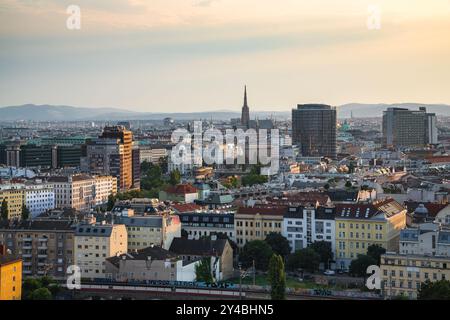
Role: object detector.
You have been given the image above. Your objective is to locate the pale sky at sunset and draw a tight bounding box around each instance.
[1,0,449,113]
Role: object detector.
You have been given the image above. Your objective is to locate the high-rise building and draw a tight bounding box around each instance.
[85,126,133,191]
[382,107,438,148]
[240,86,250,128]
[131,143,141,190]
[292,104,337,159]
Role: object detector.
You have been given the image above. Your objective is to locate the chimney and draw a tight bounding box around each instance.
[0,244,7,256]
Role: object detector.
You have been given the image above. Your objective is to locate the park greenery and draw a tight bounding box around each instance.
[23,276,61,300]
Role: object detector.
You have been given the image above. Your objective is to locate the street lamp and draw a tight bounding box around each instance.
[238,263,242,300]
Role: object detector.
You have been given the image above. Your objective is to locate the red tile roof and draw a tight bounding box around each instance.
[404,201,448,217]
[171,203,203,213]
[425,156,450,164]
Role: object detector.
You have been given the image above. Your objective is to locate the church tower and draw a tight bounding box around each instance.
[241,85,250,128]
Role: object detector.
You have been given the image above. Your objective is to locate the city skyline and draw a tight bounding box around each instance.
[1,0,450,112]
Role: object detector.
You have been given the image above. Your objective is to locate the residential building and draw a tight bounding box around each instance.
[335,199,407,270]
[169,237,234,280]
[235,205,286,247]
[74,222,127,279]
[139,145,168,164]
[48,174,95,211]
[380,252,450,299]
[400,224,450,257]
[0,187,24,220]
[292,104,337,159]
[179,212,235,241]
[24,181,55,218]
[93,175,117,206]
[116,212,181,251]
[0,220,75,278]
[105,245,199,282]
[0,245,22,300]
[159,184,199,204]
[283,206,336,255]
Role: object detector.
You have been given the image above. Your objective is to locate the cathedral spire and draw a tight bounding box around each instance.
[243,85,248,108]
[241,85,250,128]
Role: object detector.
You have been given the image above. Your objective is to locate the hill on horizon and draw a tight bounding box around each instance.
[1,103,450,121]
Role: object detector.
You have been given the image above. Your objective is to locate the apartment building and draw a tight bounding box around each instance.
[93,175,117,206]
[335,198,407,270]
[105,245,198,282]
[139,145,168,164]
[48,174,95,211]
[169,237,234,280]
[159,184,199,204]
[283,206,336,254]
[24,182,55,218]
[0,245,22,300]
[179,212,235,241]
[380,252,450,299]
[400,224,450,257]
[0,186,24,220]
[0,220,75,278]
[116,213,181,251]
[235,205,286,247]
[74,222,127,279]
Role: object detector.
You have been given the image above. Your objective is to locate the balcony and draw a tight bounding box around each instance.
[22,254,32,258]
[37,254,48,258]
[22,261,32,266]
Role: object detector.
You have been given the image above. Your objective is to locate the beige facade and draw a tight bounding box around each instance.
[93,175,117,206]
[48,175,95,211]
[235,206,286,247]
[381,253,450,299]
[118,213,181,251]
[74,223,127,279]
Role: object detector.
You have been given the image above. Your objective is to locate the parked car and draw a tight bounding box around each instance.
[323,270,336,276]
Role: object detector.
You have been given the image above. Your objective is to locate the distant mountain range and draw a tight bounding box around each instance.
[0,103,449,121]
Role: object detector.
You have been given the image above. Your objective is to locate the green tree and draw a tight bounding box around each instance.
[241,174,268,187]
[195,257,214,283]
[268,254,286,300]
[169,169,181,186]
[22,203,30,220]
[30,287,52,300]
[264,232,291,257]
[106,194,116,211]
[309,241,333,267]
[286,248,320,273]
[418,280,450,300]
[349,254,377,277]
[1,199,8,221]
[324,183,330,190]
[345,180,353,188]
[367,244,386,265]
[240,240,273,271]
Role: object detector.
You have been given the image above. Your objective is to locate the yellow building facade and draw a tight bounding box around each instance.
[335,199,406,270]
[380,253,450,299]
[0,188,24,220]
[235,206,286,247]
[0,251,22,300]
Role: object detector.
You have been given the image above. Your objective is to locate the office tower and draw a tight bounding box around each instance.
[382,107,438,148]
[292,104,337,159]
[85,126,133,191]
[241,86,250,128]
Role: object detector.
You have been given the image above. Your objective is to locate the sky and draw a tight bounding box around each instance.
[0,0,450,113]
